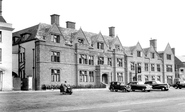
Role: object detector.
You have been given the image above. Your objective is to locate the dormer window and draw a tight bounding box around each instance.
[78,38,84,44]
[51,34,60,43]
[115,45,120,50]
[21,33,31,41]
[167,54,171,60]
[97,42,104,50]
[151,52,155,59]
[137,51,142,57]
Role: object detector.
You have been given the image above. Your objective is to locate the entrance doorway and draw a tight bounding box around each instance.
[102,74,108,84]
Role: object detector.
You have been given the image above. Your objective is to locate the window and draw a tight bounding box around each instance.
[20,52,25,63]
[137,51,142,57]
[51,51,60,62]
[157,64,161,72]
[145,75,149,81]
[152,76,155,80]
[0,48,1,62]
[21,33,31,41]
[131,62,135,71]
[137,63,142,73]
[167,54,171,60]
[166,65,173,72]
[79,54,87,64]
[89,55,94,65]
[117,72,123,82]
[157,76,161,81]
[79,70,87,82]
[51,34,60,43]
[0,31,2,42]
[97,42,104,50]
[89,71,94,82]
[145,63,149,71]
[151,64,155,71]
[180,69,184,72]
[78,38,84,44]
[51,69,60,82]
[98,56,104,65]
[138,75,142,81]
[108,58,112,66]
[115,45,120,50]
[151,52,155,59]
[117,58,123,67]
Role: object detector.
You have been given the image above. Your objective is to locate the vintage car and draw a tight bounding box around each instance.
[173,81,185,89]
[109,81,131,92]
[144,80,169,91]
[127,81,152,92]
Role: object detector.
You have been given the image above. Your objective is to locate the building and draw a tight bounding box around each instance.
[0,0,14,91]
[124,39,175,85]
[12,14,125,90]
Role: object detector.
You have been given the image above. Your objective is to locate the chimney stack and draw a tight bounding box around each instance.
[150,39,157,51]
[109,26,115,37]
[50,14,60,26]
[66,21,75,29]
[172,48,175,55]
[0,0,2,16]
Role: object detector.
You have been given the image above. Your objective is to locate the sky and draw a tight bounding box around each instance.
[3,0,185,57]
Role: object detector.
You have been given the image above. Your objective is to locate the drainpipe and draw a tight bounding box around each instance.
[113,49,116,81]
[32,48,35,90]
[75,43,78,86]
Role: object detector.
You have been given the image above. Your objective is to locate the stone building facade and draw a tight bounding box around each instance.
[12,14,175,90]
[13,14,125,90]
[124,39,175,85]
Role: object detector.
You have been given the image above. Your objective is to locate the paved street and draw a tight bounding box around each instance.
[0,88,185,112]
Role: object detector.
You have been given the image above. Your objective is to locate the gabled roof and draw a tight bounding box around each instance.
[0,16,6,23]
[12,23,118,48]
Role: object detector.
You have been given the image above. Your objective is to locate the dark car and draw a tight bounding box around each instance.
[144,80,169,91]
[109,81,131,92]
[127,81,152,92]
[173,81,185,89]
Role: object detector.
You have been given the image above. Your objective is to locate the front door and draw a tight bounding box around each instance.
[102,74,108,84]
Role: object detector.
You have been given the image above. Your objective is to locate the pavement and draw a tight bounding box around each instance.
[0,88,109,94]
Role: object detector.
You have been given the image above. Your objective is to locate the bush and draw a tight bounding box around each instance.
[41,84,46,90]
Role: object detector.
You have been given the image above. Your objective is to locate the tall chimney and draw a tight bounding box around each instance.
[172,48,175,55]
[150,39,157,51]
[50,14,60,26]
[0,0,2,16]
[66,21,75,29]
[109,26,115,37]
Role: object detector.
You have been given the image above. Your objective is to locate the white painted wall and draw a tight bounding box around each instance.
[0,22,13,90]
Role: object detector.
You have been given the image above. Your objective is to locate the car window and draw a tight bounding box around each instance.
[155,81,162,84]
[138,81,144,84]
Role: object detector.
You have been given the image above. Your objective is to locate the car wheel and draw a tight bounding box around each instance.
[161,87,165,91]
[147,90,150,92]
[179,87,182,89]
[115,89,118,92]
[142,88,146,92]
[110,87,114,92]
[121,88,126,92]
[132,89,135,92]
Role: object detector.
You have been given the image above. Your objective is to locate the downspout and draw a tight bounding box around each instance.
[32,48,35,90]
[113,49,116,81]
[75,43,78,86]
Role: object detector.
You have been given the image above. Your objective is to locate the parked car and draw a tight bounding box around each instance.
[144,80,169,91]
[127,81,152,92]
[109,81,131,92]
[173,81,185,89]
